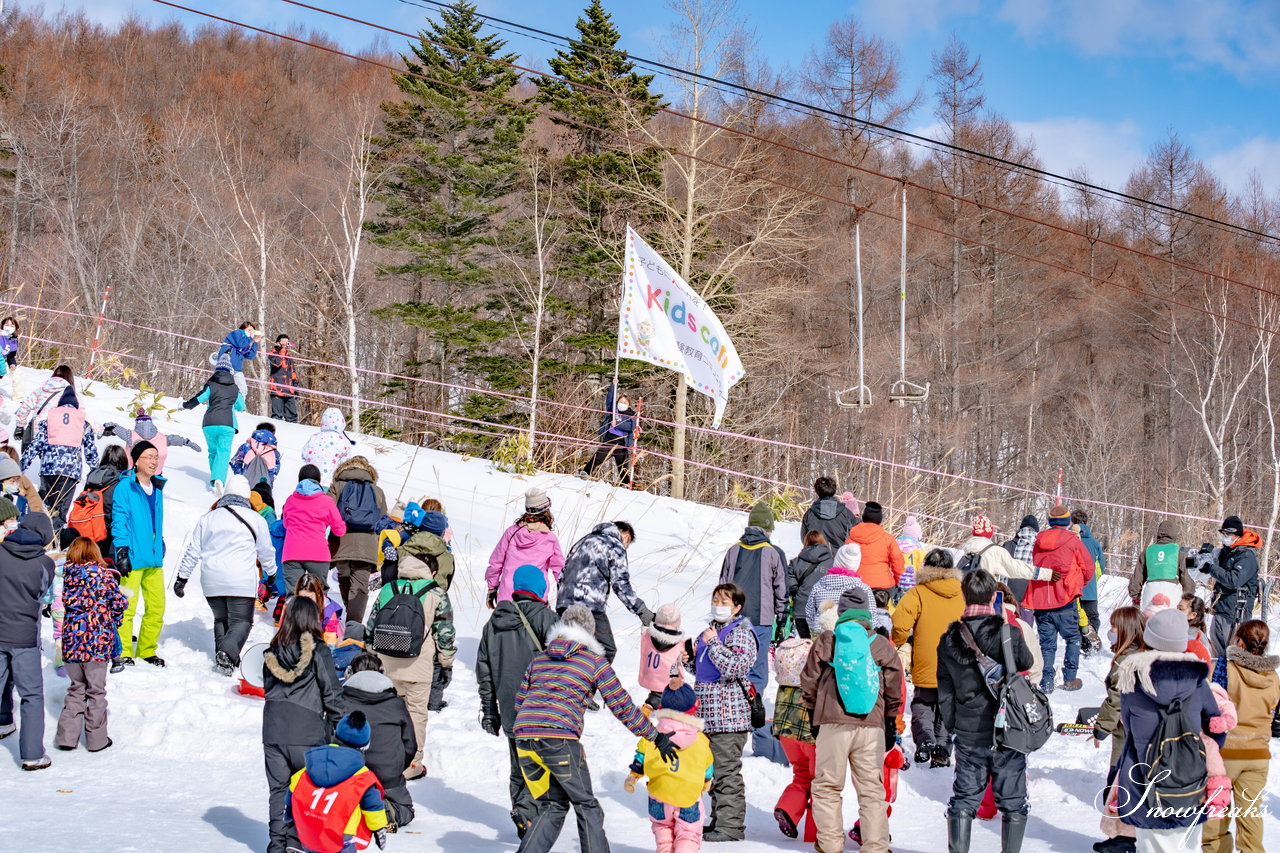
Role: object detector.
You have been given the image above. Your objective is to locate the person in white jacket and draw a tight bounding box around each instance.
[958,515,1055,585]
[173,475,275,676]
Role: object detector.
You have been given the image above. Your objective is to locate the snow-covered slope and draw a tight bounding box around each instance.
[2,367,1273,852]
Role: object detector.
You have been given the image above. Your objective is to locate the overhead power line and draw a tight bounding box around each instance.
[150,0,1280,338]
[386,0,1280,250]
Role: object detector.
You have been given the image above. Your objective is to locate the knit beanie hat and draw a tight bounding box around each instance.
[660,684,697,714]
[252,481,275,511]
[1019,514,1040,532]
[1048,505,1071,527]
[403,502,426,529]
[130,439,157,465]
[1143,590,1175,619]
[335,710,371,749]
[1145,608,1189,653]
[512,564,547,600]
[902,515,923,541]
[132,408,158,440]
[420,511,448,536]
[561,604,596,638]
[0,456,19,481]
[249,491,265,513]
[862,501,884,525]
[833,542,862,572]
[972,515,994,539]
[1219,516,1245,536]
[654,603,682,632]
[747,500,775,533]
[837,585,872,626]
[225,474,251,500]
[215,351,234,373]
[524,487,551,513]
[0,497,17,525]
[840,492,860,516]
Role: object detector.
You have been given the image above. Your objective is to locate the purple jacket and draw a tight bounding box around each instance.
[281,488,347,563]
[486,521,565,603]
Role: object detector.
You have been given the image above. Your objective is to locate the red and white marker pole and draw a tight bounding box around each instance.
[86,282,111,378]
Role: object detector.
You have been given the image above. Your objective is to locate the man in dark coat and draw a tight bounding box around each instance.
[476,565,559,837]
[0,512,55,770]
[936,568,1034,853]
[342,653,417,827]
[268,334,299,423]
[1204,515,1261,657]
[800,476,857,551]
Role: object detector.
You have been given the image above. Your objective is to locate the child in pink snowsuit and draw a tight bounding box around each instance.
[1205,682,1238,819]
[639,603,686,712]
[625,679,714,853]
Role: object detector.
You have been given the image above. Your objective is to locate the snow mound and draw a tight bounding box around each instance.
[1,367,1271,851]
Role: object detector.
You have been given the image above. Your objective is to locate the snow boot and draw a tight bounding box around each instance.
[703,829,744,842]
[118,657,135,668]
[1061,678,1084,692]
[774,808,798,839]
[215,651,235,677]
[144,656,166,668]
[1092,836,1137,852]
[914,742,933,765]
[931,743,952,768]
[947,812,973,853]
[21,754,51,771]
[1001,813,1027,853]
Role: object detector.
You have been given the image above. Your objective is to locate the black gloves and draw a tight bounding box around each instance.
[372,828,387,849]
[653,731,678,765]
[173,577,187,598]
[181,398,198,410]
[114,547,131,578]
[479,713,499,737]
[810,724,820,740]
[638,605,656,627]
[437,666,453,690]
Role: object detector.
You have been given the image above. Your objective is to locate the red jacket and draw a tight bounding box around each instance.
[844,522,905,590]
[1023,527,1090,610]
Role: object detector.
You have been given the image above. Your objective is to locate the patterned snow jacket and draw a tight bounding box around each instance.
[61,560,129,662]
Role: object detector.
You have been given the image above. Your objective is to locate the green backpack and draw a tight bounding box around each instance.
[832,614,881,715]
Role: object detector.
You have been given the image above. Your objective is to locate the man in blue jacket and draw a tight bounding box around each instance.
[216,321,262,402]
[113,441,167,668]
[1071,509,1105,655]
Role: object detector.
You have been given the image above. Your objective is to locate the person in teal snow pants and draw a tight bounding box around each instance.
[182,352,245,492]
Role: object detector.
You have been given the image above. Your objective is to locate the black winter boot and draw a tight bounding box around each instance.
[947,812,974,853]
[1001,813,1028,853]
[931,742,952,768]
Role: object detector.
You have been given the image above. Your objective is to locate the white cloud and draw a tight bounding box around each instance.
[997,0,1280,80]
[1205,136,1280,196]
[859,0,982,40]
[1010,117,1145,193]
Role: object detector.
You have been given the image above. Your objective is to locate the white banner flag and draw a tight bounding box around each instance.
[618,226,744,426]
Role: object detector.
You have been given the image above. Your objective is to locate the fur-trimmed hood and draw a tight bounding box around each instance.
[1116,649,1209,699]
[646,622,684,651]
[1226,644,1280,673]
[914,562,962,587]
[652,707,705,747]
[264,633,317,684]
[333,455,377,484]
[545,620,605,658]
[817,601,840,635]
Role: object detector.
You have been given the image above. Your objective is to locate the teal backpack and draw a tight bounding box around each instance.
[832,615,881,715]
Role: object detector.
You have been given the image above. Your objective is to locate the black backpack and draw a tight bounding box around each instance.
[336,479,380,532]
[1139,697,1208,811]
[962,621,1053,754]
[370,579,436,658]
[958,543,999,575]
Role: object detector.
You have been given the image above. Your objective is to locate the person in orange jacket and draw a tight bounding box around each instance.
[1024,504,1091,694]
[843,501,904,594]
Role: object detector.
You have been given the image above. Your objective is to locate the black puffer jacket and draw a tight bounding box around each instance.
[1205,532,1261,617]
[800,497,857,551]
[936,614,1033,748]
[342,669,416,788]
[185,370,242,428]
[262,633,344,746]
[476,592,558,733]
[786,543,833,639]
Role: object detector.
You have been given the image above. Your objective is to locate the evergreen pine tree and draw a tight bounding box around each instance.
[368,2,531,440]
[533,0,665,373]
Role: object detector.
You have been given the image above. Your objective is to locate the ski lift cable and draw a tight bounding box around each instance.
[263,0,1280,305]
[385,0,1280,252]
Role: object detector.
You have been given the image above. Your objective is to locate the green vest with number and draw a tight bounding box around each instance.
[1145,543,1180,582]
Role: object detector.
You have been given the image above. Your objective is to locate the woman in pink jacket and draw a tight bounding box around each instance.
[280,464,346,593]
[486,487,564,606]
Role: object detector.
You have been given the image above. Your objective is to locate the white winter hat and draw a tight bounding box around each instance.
[225,474,252,500]
[833,542,862,571]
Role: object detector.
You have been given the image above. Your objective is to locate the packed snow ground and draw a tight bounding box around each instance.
[2,366,1277,852]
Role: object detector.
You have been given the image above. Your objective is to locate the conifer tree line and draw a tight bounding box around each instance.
[2,2,1280,565]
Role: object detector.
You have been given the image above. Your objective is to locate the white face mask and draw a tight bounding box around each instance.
[2,326,14,336]
[711,605,733,623]
[1107,629,1118,648]
[2,480,18,495]
[1221,533,1238,547]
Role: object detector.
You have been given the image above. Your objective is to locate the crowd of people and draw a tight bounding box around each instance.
[0,336,1278,853]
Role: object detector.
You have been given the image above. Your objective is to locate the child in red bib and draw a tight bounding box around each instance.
[288,711,388,852]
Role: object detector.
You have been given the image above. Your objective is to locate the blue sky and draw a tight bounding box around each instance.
[35,0,1280,195]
